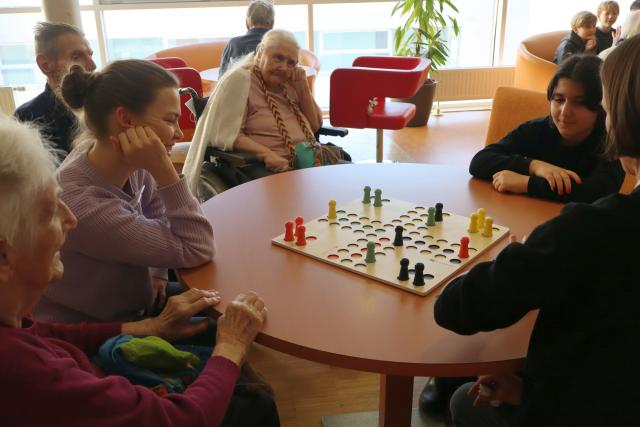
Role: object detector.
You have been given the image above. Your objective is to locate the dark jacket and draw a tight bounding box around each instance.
[14,84,78,160]
[595,27,616,53]
[219,27,269,77]
[434,186,640,427]
[469,116,624,203]
[552,31,594,64]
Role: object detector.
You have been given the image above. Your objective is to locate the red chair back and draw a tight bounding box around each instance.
[166,67,204,141]
[148,57,187,69]
[329,56,430,129]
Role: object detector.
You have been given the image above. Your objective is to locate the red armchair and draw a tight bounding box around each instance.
[166,67,204,142]
[148,57,187,69]
[329,56,430,162]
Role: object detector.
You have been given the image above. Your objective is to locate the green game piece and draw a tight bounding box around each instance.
[373,189,383,207]
[365,241,376,263]
[363,186,371,204]
[427,207,436,226]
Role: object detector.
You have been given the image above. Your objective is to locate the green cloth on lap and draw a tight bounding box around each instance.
[120,336,200,371]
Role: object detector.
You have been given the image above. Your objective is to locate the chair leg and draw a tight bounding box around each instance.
[376,129,383,163]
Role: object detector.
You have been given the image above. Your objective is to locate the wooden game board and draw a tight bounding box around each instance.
[272,197,510,296]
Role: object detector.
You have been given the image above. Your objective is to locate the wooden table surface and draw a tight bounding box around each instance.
[179,163,563,425]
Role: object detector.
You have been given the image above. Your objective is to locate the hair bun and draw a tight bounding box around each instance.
[61,65,97,110]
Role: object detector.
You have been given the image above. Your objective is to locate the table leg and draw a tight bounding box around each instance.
[378,374,414,427]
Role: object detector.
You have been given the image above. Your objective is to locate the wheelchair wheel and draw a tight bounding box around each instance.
[197,168,229,202]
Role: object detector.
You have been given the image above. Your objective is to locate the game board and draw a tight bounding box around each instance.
[272,196,510,296]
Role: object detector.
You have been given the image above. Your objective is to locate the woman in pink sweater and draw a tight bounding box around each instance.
[0,115,268,426]
[34,60,215,322]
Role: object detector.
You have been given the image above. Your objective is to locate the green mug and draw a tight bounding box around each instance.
[294,141,316,169]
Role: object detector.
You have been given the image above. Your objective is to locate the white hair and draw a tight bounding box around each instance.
[0,115,58,249]
[223,29,301,77]
[246,0,275,28]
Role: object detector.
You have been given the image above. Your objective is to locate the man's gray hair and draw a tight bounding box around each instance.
[247,0,275,29]
[0,116,58,249]
[34,21,84,59]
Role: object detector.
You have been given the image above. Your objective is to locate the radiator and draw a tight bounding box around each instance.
[431,66,515,102]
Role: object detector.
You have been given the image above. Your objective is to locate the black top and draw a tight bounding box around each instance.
[469,116,624,203]
[14,84,78,160]
[434,186,640,427]
[552,31,593,64]
[219,28,269,77]
[595,27,616,53]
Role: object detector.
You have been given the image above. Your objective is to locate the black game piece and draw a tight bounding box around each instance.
[413,262,425,286]
[435,202,443,222]
[393,225,404,246]
[397,258,410,281]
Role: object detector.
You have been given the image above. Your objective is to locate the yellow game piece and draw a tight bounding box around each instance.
[468,213,478,233]
[482,217,493,237]
[477,208,486,229]
[328,199,337,219]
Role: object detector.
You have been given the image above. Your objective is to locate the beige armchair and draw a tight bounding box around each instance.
[514,31,567,93]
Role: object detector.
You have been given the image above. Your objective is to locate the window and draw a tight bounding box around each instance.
[101,5,307,61]
[502,0,636,65]
[0,12,45,106]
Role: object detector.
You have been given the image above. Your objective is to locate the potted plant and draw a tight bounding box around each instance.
[392,0,459,126]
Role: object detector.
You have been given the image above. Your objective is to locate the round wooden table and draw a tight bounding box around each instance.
[179,163,563,426]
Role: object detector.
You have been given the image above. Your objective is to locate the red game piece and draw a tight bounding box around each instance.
[284,221,295,242]
[294,216,304,236]
[458,236,470,258]
[296,225,307,246]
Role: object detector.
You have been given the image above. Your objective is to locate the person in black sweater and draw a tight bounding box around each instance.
[470,54,624,203]
[437,35,640,427]
[595,1,620,53]
[553,11,597,64]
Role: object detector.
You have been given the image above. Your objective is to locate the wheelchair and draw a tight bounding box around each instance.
[178,87,349,202]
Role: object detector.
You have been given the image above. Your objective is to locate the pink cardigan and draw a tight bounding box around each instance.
[0,318,238,427]
[34,140,215,322]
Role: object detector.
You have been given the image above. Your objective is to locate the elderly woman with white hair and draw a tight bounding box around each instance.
[0,115,275,426]
[183,29,324,192]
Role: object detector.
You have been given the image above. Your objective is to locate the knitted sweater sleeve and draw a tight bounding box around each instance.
[434,203,592,334]
[469,120,540,179]
[1,335,239,427]
[33,320,122,354]
[64,177,215,268]
[527,158,625,203]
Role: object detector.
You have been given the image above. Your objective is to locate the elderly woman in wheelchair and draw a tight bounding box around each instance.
[182,29,348,200]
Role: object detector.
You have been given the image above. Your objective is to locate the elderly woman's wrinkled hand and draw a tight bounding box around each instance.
[290,66,309,96]
[212,291,267,366]
[150,288,221,342]
[263,151,291,172]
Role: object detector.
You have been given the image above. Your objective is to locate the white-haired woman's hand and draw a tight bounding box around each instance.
[262,151,290,172]
[212,291,267,366]
[290,66,309,97]
[122,288,221,341]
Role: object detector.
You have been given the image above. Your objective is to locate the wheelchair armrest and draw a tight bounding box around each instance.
[317,125,349,138]
[204,147,259,167]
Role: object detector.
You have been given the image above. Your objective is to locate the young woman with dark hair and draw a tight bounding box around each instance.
[469,54,624,203]
[439,36,640,427]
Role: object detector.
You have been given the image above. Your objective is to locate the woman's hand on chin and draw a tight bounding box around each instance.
[290,66,309,97]
[111,126,179,187]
